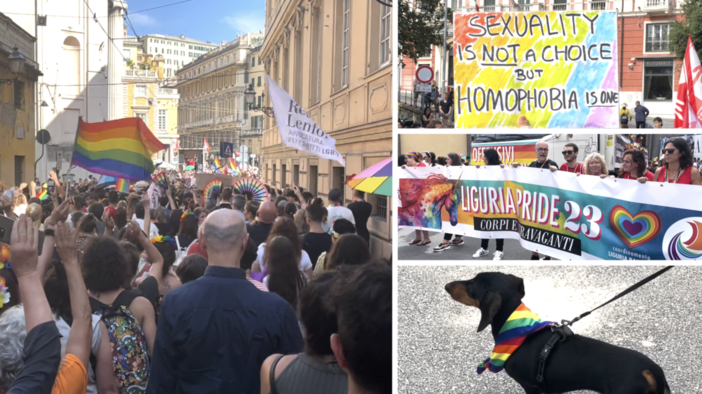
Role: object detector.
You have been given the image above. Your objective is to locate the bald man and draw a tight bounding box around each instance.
[246,200,277,248]
[148,210,303,394]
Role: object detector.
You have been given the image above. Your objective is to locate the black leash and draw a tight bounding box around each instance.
[535,266,673,394]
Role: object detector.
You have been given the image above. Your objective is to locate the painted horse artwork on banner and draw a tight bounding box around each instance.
[398,174,461,229]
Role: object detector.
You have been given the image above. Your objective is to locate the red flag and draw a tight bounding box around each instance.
[675,35,702,128]
[476,0,480,11]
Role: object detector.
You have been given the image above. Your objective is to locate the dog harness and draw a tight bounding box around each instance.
[477,303,553,374]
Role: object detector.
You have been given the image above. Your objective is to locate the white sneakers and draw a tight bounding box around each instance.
[472,248,489,258]
[472,248,504,260]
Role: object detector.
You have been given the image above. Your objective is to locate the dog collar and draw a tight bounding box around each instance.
[477,303,553,374]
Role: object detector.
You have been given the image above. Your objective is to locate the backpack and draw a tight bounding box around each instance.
[174,236,187,267]
[620,112,629,124]
[91,292,150,393]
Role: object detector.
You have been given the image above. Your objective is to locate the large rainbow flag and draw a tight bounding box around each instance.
[71,118,166,181]
[229,157,239,173]
[213,157,223,171]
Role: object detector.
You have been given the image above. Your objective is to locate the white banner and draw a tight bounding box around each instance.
[147,183,161,210]
[267,76,345,166]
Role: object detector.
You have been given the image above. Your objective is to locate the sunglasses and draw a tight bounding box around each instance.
[662,148,677,154]
[562,150,575,155]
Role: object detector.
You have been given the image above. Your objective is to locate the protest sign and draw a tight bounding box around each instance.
[454,11,618,128]
[147,183,161,210]
[398,166,702,260]
[267,76,345,166]
[471,139,539,166]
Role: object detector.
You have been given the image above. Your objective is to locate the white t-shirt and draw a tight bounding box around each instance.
[133,216,160,239]
[322,206,356,234]
[256,242,312,272]
[55,315,103,394]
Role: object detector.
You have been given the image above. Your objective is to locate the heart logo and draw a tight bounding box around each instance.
[609,205,662,248]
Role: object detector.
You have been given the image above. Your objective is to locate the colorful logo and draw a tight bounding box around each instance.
[662,218,702,260]
[609,206,662,248]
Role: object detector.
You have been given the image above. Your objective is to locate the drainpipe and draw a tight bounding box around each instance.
[620,0,624,89]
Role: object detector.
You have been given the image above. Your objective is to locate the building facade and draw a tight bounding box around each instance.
[242,41,265,167]
[261,0,393,259]
[139,34,218,78]
[173,33,264,168]
[0,12,41,185]
[2,0,114,181]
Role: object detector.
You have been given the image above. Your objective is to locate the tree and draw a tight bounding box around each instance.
[399,0,453,64]
[126,59,135,69]
[669,0,702,61]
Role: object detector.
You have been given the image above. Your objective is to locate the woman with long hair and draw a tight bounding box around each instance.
[264,236,307,311]
[583,152,610,178]
[76,213,98,253]
[177,212,199,249]
[618,149,654,181]
[640,138,702,185]
[473,148,506,260]
[434,152,465,252]
[325,234,371,271]
[403,152,432,247]
[423,152,437,167]
[253,219,314,278]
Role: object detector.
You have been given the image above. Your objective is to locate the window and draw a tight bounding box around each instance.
[158,109,167,130]
[257,76,261,87]
[552,0,566,10]
[336,0,350,88]
[63,36,80,95]
[189,45,193,49]
[646,23,671,52]
[181,51,185,56]
[380,4,391,65]
[643,59,674,101]
[14,80,24,110]
[135,85,147,96]
[310,3,323,104]
[375,196,388,218]
[252,57,256,67]
[189,52,192,57]
[14,156,24,187]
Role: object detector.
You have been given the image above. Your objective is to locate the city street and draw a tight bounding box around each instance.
[398,227,535,261]
[398,265,702,394]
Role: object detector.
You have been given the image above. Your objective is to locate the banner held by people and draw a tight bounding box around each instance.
[267,75,345,166]
[454,11,619,128]
[398,166,702,260]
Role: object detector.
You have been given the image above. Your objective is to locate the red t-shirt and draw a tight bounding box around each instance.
[655,166,693,184]
[186,241,208,259]
[416,162,427,167]
[559,162,585,174]
[620,171,655,181]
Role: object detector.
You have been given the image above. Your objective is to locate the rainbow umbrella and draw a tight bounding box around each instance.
[345,157,392,197]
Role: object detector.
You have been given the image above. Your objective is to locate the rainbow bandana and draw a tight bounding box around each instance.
[477,303,553,374]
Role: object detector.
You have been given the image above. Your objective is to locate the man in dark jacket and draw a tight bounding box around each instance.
[348,190,373,245]
[634,101,649,129]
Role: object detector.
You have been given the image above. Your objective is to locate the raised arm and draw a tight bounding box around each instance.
[166,187,177,211]
[55,221,92,369]
[39,200,70,278]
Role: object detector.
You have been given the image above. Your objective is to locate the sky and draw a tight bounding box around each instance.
[125,0,265,44]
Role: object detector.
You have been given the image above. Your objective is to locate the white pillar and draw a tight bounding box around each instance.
[108,0,127,120]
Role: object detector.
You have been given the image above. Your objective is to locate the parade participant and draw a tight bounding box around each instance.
[323,188,355,234]
[247,201,277,248]
[559,143,585,174]
[640,138,702,185]
[421,107,436,128]
[253,219,314,279]
[147,210,303,394]
[302,200,331,268]
[259,271,348,394]
[434,153,464,252]
[263,236,307,309]
[583,152,610,178]
[439,92,452,128]
[313,219,356,277]
[325,234,372,271]
[618,149,654,181]
[524,141,557,260]
[348,190,372,245]
[472,149,505,260]
[653,117,663,128]
[423,152,437,167]
[403,152,431,247]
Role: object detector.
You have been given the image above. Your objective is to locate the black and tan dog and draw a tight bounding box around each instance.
[445,273,670,394]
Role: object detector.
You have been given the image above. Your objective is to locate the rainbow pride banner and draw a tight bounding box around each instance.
[454,11,618,128]
[399,166,702,260]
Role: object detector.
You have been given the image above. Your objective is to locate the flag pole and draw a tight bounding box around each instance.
[67,116,83,177]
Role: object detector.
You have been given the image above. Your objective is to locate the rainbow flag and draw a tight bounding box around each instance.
[37,189,49,202]
[229,158,239,172]
[71,118,166,181]
[214,157,223,170]
[115,178,130,193]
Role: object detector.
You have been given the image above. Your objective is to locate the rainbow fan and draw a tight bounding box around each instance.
[116,178,130,193]
[232,177,269,203]
[152,172,169,190]
[37,189,50,202]
[203,179,223,201]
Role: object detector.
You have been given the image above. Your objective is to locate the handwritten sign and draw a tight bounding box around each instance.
[454,11,619,128]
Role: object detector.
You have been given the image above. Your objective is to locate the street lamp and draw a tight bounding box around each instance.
[1,47,26,85]
[244,82,274,117]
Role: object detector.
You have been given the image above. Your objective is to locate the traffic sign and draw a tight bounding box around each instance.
[416,65,434,84]
[416,83,432,93]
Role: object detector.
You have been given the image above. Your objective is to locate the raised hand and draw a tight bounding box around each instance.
[55,222,78,265]
[9,215,39,278]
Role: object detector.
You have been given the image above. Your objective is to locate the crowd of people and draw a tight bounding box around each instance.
[399,137,700,259]
[0,170,390,394]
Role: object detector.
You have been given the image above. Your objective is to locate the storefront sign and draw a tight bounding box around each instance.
[398,166,702,260]
[453,11,619,128]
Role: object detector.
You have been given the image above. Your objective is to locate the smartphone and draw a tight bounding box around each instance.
[47,179,55,194]
[0,215,45,254]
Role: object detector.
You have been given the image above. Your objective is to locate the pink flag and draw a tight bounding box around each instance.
[674,35,702,128]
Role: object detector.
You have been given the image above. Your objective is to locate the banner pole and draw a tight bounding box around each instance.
[67,116,83,176]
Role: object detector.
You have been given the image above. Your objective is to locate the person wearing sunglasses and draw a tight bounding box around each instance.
[558,143,585,174]
[638,138,702,185]
[618,149,654,181]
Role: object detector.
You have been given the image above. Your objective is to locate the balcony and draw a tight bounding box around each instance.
[241,128,263,137]
[644,0,673,12]
[124,69,157,78]
[459,3,546,12]
[591,0,607,10]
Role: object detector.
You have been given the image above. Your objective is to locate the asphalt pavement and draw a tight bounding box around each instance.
[398,228,537,261]
[398,265,702,394]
